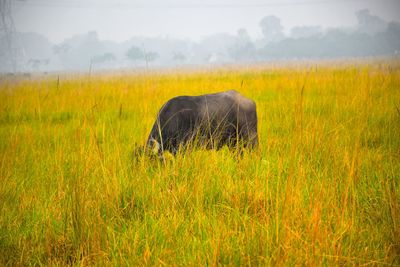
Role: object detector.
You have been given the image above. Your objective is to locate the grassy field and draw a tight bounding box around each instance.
[0,61,399,265]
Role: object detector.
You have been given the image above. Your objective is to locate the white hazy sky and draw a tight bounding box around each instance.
[12,0,400,43]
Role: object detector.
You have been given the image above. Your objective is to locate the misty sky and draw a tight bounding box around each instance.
[12,0,400,43]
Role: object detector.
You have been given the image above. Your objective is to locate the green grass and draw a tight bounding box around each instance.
[0,61,399,265]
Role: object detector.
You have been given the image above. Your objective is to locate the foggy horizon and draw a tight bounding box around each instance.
[2,0,400,73]
[12,0,400,44]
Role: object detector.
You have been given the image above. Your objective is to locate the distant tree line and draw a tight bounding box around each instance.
[0,9,399,73]
[258,10,400,59]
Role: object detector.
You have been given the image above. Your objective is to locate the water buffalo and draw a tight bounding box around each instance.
[146,90,258,155]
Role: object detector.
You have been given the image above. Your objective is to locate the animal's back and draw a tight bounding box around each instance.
[146,90,258,154]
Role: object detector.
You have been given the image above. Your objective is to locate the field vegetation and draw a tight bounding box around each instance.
[0,61,399,265]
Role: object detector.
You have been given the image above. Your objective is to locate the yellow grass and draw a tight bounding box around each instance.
[0,60,399,265]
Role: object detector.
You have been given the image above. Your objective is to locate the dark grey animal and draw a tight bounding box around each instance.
[146,90,258,155]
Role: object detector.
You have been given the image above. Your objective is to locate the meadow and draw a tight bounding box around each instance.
[0,60,399,265]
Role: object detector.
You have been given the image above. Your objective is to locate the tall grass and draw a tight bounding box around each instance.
[0,61,399,265]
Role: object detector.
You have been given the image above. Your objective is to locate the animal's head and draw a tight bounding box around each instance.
[146,138,174,162]
[147,137,161,155]
[131,138,161,160]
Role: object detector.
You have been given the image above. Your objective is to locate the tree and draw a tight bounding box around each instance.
[290,26,322,39]
[237,28,250,41]
[355,9,387,35]
[126,46,145,62]
[91,53,116,64]
[52,43,70,54]
[27,58,49,72]
[228,28,255,61]
[384,22,400,53]
[259,15,285,43]
[145,51,158,62]
[173,52,186,62]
